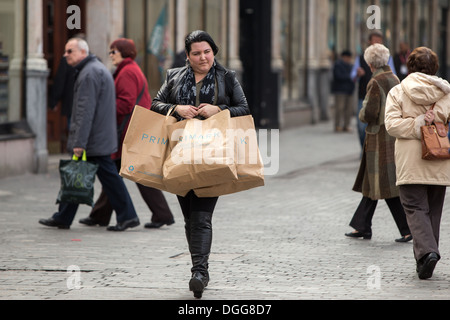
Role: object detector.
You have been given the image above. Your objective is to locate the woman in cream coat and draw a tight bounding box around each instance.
[385,47,450,280]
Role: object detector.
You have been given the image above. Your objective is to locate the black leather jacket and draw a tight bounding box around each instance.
[151,62,250,121]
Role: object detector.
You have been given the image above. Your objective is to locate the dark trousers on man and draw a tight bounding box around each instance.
[350,196,411,236]
[399,184,446,261]
[53,155,137,226]
[87,159,174,226]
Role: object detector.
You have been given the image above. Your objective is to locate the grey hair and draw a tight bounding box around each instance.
[364,43,390,69]
[70,37,90,55]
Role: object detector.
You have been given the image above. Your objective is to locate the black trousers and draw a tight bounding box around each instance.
[177,191,218,219]
[349,196,411,236]
[177,191,218,274]
[88,159,174,225]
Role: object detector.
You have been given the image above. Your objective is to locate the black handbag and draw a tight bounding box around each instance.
[56,151,99,206]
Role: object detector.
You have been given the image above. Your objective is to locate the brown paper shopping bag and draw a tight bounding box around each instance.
[163,109,238,193]
[120,106,178,192]
[194,115,265,197]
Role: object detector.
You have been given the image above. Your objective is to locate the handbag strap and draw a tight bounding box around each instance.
[118,85,146,134]
[425,103,437,125]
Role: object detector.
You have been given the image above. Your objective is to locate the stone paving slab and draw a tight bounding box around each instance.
[1,120,450,303]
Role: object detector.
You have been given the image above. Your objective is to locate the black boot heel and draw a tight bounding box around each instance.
[189,272,208,298]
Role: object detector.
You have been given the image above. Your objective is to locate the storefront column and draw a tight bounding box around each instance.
[306,0,331,124]
[228,0,243,75]
[174,0,188,53]
[8,0,24,122]
[27,0,49,174]
[271,0,283,127]
[86,0,123,70]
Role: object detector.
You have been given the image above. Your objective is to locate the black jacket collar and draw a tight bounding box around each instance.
[74,54,97,72]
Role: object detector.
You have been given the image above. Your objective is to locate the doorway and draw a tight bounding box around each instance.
[239,0,280,129]
[43,0,86,154]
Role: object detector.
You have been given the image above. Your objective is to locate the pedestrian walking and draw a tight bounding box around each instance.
[345,43,411,243]
[385,47,450,279]
[78,38,175,229]
[393,41,411,82]
[351,31,397,149]
[48,34,86,131]
[48,56,75,129]
[151,30,250,298]
[39,38,139,231]
[331,50,355,133]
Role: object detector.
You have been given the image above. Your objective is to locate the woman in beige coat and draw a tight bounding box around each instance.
[385,47,450,280]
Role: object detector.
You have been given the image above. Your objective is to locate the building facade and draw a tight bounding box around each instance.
[1,0,449,178]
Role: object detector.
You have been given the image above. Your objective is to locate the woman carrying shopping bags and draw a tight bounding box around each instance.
[152,30,250,298]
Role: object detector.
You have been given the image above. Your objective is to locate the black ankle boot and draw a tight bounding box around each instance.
[188,211,213,298]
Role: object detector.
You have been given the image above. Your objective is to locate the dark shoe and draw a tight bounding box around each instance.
[106,218,140,231]
[189,271,209,298]
[345,231,372,240]
[144,220,174,229]
[417,252,439,280]
[79,217,108,227]
[39,218,70,229]
[395,234,413,243]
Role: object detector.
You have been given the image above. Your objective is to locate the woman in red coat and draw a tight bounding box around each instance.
[79,38,175,229]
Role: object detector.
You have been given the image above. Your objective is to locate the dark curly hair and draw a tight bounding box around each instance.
[407,47,439,75]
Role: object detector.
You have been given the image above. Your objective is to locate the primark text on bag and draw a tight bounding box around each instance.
[193,114,264,197]
[162,109,238,195]
[119,105,177,192]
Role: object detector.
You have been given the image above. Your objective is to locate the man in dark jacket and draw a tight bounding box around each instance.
[39,38,139,231]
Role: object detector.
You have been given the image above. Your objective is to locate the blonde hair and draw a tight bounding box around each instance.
[364,43,390,69]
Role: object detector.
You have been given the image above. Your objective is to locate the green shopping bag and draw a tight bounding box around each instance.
[56,151,99,206]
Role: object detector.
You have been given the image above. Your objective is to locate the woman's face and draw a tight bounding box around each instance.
[187,41,215,76]
[109,47,124,66]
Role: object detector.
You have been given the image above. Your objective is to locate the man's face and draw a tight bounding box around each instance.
[64,40,87,66]
[370,35,383,45]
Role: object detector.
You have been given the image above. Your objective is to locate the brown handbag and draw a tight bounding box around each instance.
[421,103,450,160]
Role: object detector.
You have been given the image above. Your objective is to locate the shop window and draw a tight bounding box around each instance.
[0,0,23,124]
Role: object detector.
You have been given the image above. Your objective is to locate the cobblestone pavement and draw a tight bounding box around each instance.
[1,119,450,301]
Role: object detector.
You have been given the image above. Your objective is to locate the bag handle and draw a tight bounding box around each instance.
[72,150,87,161]
[166,105,177,119]
[425,103,437,125]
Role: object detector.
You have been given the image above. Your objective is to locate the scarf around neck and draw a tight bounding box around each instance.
[178,63,216,107]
